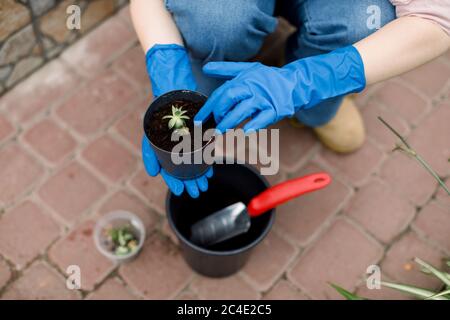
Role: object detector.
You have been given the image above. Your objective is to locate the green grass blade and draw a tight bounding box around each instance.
[425,289,450,300]
[414,258,450,287]
[381,281,448,300]
[329,283,366,300]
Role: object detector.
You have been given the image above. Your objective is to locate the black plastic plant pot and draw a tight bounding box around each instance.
[143,90,215,179]
[166,160,275,277]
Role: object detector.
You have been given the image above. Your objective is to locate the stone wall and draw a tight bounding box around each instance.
[0,0,126,96]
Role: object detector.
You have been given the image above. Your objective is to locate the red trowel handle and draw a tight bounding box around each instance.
[247,173,331,217]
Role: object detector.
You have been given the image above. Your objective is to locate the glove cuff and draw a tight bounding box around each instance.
[285,45,366,110]
[333,45,366,93]
[145,44,196,97]
[145,43,187,65]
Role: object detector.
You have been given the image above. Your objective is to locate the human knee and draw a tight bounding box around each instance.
[298,0,396,51]
[166,0,277,61]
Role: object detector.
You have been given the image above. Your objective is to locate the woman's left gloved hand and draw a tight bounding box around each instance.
[143,44,213,198]
[195,45,366,133]
[145,43,197,97]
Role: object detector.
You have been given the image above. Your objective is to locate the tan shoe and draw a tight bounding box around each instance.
[313,97,365,153]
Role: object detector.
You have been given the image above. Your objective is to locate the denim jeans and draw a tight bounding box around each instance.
[164,0,396,127]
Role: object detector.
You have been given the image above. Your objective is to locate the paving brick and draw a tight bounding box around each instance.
[61,16,135,77]
[241,232,296,291]
[130,168,167,214]
[263,280,309,300]
[408,102,450,176]
[113,45,150,93]
[0,201,60,269]
[0,144,43,205]
[114,104,146,151]
[288,218,383,299]
[380,153,436,206]
[160,219,179,245]
[401,59,450,97]
[344,179,415,244]
[117,5,133,28]
[2,60,80,123]
[0,257,11,290]
[375,81,428,125]
[175,290,199,300]
[2,261,80,300]
[275,163,352,246]
[381,232,445,290]
[39,162,106,224]
[0,115,14,143]
[318,139,384,187]
[353,84,380,109]
[98,189,159,233]
[24,118,76,164]
[434,183,450,208]
[191,275,260,300]
[48,220,114,291]
[413,202,450,253]
[362,102,409,151]
[57,69,137,136]
[119,234,192,299]
[87,277,138,300]
[276,120,317,171]
[83,135,137,182]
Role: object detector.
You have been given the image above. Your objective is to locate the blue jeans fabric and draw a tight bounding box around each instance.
[164,0,396,127]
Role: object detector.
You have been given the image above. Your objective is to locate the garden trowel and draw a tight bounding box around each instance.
[190,172,331,247]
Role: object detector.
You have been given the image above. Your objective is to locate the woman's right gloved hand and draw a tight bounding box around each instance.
[143,44,213,198]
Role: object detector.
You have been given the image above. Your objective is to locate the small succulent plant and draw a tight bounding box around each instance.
[106,225,138,256]
[163,105,190,135]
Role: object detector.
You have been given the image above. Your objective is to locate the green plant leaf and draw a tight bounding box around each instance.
[329,283,366,300]
[414,257,450,287]
[425,289,450,300]
[168,118,176,129]
[118,229,127,246]
[115,246,129,256]
[381,281,448,300]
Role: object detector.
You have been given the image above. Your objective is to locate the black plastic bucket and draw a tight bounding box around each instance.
[166,161,275,277]
[143,90,214,179]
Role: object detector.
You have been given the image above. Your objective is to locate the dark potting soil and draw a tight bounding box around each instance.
[169,163,273,252]
[145,99,215,151]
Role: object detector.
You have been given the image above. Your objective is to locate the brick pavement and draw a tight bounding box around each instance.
[0,7,449,300]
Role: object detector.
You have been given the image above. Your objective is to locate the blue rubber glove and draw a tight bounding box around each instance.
[146,44,197,97]
[194,46,366,133]
[144,44,212,198]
